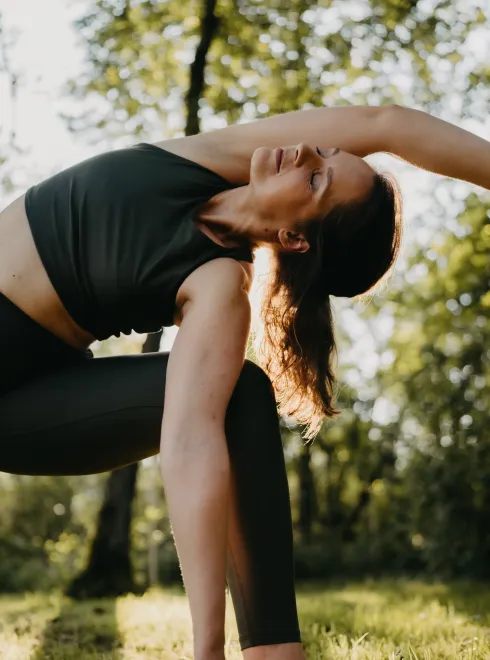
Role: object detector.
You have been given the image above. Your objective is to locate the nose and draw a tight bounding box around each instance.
[293,142,312,166]
[293,143,303,165]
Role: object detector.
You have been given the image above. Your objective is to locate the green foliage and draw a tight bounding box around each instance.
[285,411,422,577]
[380,194,490,576]
[0,475,103,592]
[62,0,482,141]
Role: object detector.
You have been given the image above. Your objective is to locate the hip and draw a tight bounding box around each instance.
[0,291,94,397]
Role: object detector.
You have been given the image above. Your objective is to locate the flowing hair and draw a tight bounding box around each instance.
[250,171,403,442]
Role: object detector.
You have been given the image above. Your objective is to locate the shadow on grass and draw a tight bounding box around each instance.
[29,595,123,659]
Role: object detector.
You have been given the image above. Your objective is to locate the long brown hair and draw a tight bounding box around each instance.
[250,171,403,441]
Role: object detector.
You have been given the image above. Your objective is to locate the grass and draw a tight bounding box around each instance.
[0,580,489,659]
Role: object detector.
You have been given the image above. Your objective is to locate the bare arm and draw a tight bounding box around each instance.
[189,104,490,190]
[159,258,251,660]
[184,105,385,182]
[214,104,384,158]
[379,104,490,190]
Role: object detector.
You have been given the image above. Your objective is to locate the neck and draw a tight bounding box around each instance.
[196,186,270,250]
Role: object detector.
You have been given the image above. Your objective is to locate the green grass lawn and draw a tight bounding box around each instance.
[0,580,489,659]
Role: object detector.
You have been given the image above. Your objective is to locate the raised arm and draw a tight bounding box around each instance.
[380,104,490,191]
[179,105,387,182]
[181,103,490,189]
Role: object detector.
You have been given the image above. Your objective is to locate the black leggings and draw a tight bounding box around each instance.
[0,292,301,650]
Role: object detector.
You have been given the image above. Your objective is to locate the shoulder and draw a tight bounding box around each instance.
[151,133,252,185]
[174,257,253,327]
[188,257,251,300]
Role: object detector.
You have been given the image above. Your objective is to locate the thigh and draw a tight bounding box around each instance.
[0,351,170,475]
[0,350,279,478]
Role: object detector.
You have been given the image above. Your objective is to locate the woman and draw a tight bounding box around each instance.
[0,103,488,660]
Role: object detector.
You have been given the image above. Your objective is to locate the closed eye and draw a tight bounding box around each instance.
[309,146,326,190]
[309,146,338,190]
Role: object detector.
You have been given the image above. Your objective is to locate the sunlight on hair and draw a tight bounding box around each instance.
[247,246,273,355]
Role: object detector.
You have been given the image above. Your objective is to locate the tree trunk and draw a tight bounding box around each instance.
[185,0,219,137]
[65,463,139,597]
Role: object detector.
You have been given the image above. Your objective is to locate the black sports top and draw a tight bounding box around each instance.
[24,143,254,341]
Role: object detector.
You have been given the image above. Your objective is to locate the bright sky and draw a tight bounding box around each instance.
[1,0,489,403]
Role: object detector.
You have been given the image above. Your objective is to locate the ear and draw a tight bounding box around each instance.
[278,228,310,253]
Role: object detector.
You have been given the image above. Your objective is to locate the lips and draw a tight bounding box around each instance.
[276,148,283,172]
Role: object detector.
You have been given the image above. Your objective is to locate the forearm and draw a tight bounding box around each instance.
[160,425,230,658]
[382,105,490,190]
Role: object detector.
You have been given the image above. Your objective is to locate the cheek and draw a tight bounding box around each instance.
[276,172,309,205]
[257,169,309,221]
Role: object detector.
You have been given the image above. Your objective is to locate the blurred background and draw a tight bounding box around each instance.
[0,0,489,598]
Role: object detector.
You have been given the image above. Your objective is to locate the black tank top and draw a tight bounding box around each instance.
[24,143,254,341]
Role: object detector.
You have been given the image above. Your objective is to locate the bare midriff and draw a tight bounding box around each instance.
[0,194,97,351]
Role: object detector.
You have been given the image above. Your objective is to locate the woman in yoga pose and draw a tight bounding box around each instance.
[0,104,489,659]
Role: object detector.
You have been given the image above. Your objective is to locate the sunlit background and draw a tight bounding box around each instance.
[0,3,489,655]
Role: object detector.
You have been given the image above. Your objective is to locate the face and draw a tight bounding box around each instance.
[249,142,375,253]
